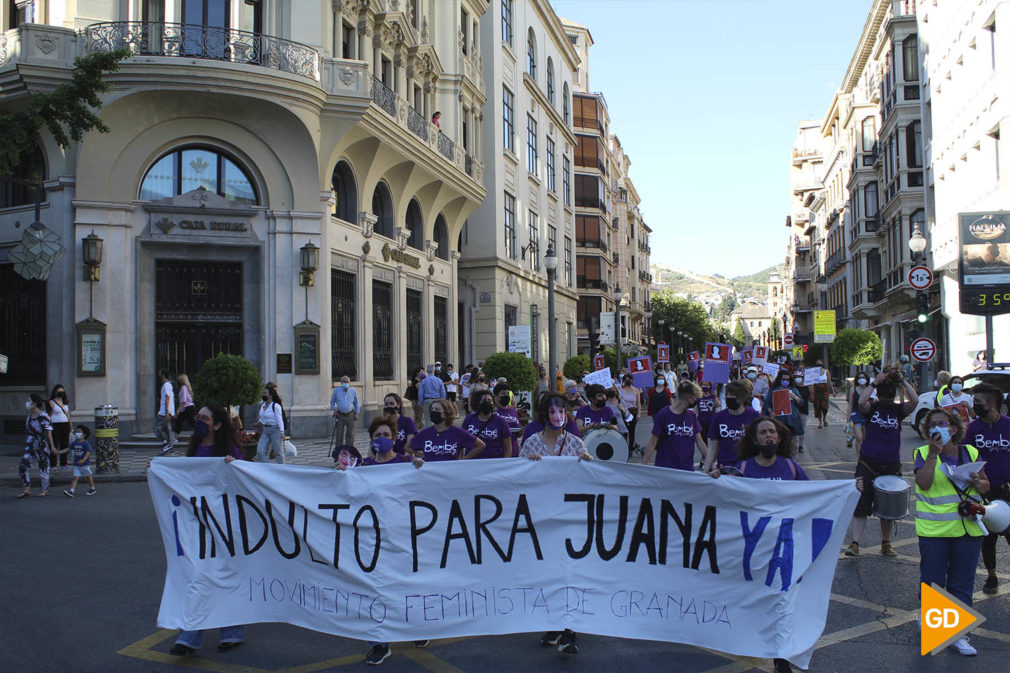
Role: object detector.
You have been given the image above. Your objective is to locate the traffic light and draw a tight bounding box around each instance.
[916,292,929,323]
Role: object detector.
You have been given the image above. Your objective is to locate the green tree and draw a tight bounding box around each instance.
[651,292,714,355]
[482,352,537,392]
[711,294,739,322]
[563,355,592,382]
[731,320,746,347]
[830,328,883,366]
[193,354,262,408]
[1,48,131,176]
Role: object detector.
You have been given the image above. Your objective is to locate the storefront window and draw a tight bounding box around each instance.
[140,146,258,205]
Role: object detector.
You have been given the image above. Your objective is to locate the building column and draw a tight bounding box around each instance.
[450,251,461,371]
[395,52,407,97]
[360,255,374,387]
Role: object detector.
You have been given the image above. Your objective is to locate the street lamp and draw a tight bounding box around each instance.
[82,231,104,318]
[908,224,929,387]
[614,285,624,375]
[657,318,665,347]
[544,244,559,386]
[908,223,927,262]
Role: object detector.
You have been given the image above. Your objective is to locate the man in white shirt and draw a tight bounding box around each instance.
[446,364,459,403]
[155,369,176,454]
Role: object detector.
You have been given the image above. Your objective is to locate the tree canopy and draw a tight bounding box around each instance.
[651,292,713,355]
[830,328,883,366]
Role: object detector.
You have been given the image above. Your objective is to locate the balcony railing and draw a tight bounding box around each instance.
[577,276,607,290]
[869,278,887,303]
[82,21,319,80]
[865,216,880,233]
[406,106,428,141]
[370,75,397,116]
[575,196,607,212]
[576,238,609,252]
[437,132,455,161]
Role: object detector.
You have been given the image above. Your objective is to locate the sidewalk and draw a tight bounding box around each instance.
[0,424,372,488]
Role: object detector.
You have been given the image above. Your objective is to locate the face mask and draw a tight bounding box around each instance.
[932,379,938,387]
[747,372,757,380]
[25,400,33,411]
[193,419,210,439]
[435,367,441,372]
[478,400,494,414]
[499,395,510,406]
[857,378,868,386]
[371,437,394,454]
[725,398,740,411]
[383,406,398,416]
[262,394,269,401]
[759,443,778,459]
[429,411,444,425]
[951,383,963,393]
[973,402,988,417]
[656,380,665,388]
[341,383,349,390]
[74,432,84,441]
[930,426,952,445]
[781,379,790,386]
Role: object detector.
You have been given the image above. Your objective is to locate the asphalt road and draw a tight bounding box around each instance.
[3,401,1008,673]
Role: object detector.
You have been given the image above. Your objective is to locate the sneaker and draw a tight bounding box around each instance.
[169,644,195,657]
[558,629,579,655]
[540,631,562,646]
[844,542,859,557]
[952,636,977,656]
[217,641,243,652]
[63,489,75,498]
[159,444,175,455]
[773,658,793,673]
[983,576,998,594]
[86,488,97,496]
[413,640,429,648]
[881,542,897,557]
[365,644,391,665]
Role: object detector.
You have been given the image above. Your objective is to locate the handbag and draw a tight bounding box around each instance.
[284,439,298,457]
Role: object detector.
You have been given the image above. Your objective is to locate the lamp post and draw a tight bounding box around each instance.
[544,244,559,386]
[614,285,623,375]
[82,230,104,318]
[299,240,319,321]
[908,224,929,386]
[657,318,665,354]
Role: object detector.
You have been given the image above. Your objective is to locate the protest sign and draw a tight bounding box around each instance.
[753,346,768,366]
[772,389,792,416]
[702,343,731,384]
[594,354,606,371]
[687,351,701,372]
[762,362,780,379]
[657,344,670,364]
[582,368,614,389]
[802,367,823,387]
[149,459,858,668]
[740,349,753,365]
[628,356,653,389]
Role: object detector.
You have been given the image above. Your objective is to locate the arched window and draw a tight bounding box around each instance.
[330,160,357,223]
[406,199,423,250]
[562,82,570,125]
[546,57,555,105]
[526,29,537,80]
[140,146,258,204]
[371,182,394,238]
[1,144,46,208]
[433,214,449,260]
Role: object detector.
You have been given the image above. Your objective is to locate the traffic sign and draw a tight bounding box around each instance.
[908,265,934,291]
[784,334,794,347]
[910,337,937,363]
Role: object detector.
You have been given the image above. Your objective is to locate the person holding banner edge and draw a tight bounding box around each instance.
[407,399,484,461]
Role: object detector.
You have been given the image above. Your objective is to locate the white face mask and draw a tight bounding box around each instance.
[25,400,33,411]
[74,432,84,441]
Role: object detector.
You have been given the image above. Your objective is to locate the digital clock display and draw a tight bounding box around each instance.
[960,287,1010,314]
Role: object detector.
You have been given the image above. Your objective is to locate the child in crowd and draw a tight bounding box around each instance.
[64,425,97,497]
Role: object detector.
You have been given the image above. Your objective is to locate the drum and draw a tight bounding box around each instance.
[583,427,629,462]
[873,475,911,520]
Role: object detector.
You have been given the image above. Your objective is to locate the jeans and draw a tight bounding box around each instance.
[334,411,355,446]
[176,625,246,649]
[154,414,174,446]
[257,425,285,464]
[919,535,983,606]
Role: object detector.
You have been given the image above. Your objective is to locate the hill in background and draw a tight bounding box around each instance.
[651,263,780,303]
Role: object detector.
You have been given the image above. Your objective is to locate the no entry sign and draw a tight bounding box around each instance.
[784,334,794,347]
[910,337,937,363]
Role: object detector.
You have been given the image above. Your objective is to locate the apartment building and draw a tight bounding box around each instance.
[918,0,1009,372]
[0,0,488,437]
[611,134,653,357]
[785,120,823,346]
[460,0,580,366]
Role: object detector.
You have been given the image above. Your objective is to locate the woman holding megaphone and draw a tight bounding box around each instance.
[914,407,989,656]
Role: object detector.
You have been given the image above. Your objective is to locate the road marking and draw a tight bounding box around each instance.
[972,627,1010,645]
[276,653,366,673]
[400,648,469,673]
[118,629,269,673]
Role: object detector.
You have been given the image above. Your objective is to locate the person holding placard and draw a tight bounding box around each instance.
[846,371,918,557]
[642,380,713,473]
[762,370,806,453]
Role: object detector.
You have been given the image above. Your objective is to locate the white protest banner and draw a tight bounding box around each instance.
[802,367,823,387]
[762,362,780,379]
[149,459,858,668]
[582,367,614,388]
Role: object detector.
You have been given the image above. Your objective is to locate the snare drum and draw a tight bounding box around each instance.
[583,427,629,462]
[873,475,911,520]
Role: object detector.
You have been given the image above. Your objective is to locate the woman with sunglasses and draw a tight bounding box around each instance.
[914,407,989,656]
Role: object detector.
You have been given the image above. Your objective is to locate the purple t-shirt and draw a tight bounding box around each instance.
[859,402,907,463]
[462,413,513,458]
[574,404,616,430]
[737,457,809,480]
[696,394,717,425]
[495,406,522,435]
[411,425,476,462]
[193,443,244,460]
[362,453,411,466]
[966,415,1010,487]
[522,419,581,443]
[651,406,702,471]
[393,415,418,454]
[707,408,761,465]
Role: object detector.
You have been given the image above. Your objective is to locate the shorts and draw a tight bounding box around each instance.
[73,465,93,477]
[849,411,866,426]
[854,457,902,517]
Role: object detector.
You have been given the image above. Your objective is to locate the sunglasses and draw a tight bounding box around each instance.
[927,420,950,429]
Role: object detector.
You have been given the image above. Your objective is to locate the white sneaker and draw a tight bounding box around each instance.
[952,637,977,656]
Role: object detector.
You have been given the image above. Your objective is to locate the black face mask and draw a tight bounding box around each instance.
[759,443,778,459]
[478,401,494,414]
[262,394,269,402]
[429,411,444,425]
[973,402,988,418]
[383,406,398,416]
[725,398,740,411]
[498,395,510,406]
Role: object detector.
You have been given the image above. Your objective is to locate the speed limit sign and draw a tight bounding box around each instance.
[908,265,933,291]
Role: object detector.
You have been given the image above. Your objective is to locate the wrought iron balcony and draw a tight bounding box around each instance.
[81,21,319,80]
[370,75,397,116]
[406,106,428,141]
[437,132,455,161]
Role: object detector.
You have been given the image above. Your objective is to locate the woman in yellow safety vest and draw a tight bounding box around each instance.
[914,407,989,657]
[933,370,951,407]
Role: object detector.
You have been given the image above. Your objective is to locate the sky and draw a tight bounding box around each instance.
[549,0,874,278]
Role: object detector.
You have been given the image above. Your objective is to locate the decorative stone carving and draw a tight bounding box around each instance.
[340,66,355,85]
[428,264,435,276]
[359,211,378,238]
[36,34,56,54]
[426,240,437,262]
[395,226,409,250]
[420,18,429,43]
[362,240,371,255]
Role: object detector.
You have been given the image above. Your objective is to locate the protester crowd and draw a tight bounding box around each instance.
[17,351,1008,668]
